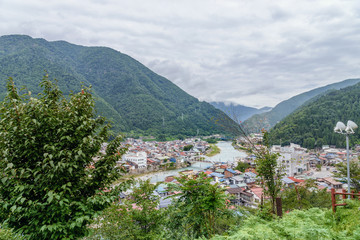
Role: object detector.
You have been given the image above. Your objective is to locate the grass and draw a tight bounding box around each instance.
[207,144,221,157]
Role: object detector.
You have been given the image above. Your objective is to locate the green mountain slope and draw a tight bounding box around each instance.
[242,78,360,133]
[268,83,360,148]
[0,35,238,137]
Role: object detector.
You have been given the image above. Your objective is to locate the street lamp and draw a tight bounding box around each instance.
[334,120,358,198]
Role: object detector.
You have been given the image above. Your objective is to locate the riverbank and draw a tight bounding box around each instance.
[133,141,248,183]
[206,144,220,157]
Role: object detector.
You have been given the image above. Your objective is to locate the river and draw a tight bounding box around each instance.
[139,141,247,183]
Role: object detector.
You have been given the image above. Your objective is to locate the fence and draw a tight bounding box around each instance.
[331,188,360,213]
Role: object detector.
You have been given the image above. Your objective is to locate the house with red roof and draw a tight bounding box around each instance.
[287,177,305,184]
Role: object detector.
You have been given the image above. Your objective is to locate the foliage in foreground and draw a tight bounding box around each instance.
[167,172,234,239]
[280,180,332,211]
[84,174,240,240]
[0,77,128,240]
[213,200,360,240]
[85,179,165,240]
[335,161,360,192]
[0,225,25,240]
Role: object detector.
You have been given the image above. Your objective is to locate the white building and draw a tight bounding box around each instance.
[271,143,309,177]
[122,151,147,168]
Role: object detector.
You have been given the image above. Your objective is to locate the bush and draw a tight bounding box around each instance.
[212,200,360,239]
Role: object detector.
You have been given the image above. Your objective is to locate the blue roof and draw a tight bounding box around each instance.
[281,177,295,184]
[226,168,237,174]
[170,158,176,163]
[210,172,225,178]
[219,178,227,182]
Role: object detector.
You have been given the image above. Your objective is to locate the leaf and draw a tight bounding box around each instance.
[1,177,7,184]
[10,205,16,212]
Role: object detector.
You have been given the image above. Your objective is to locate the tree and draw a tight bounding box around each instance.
[156,134,167,142]
[167,172,232,239]
[183,144,193,151]
[336,161,360,191]
[280,180,331,211]
[0,76,127,239]
[234,161,250,172]
[87,179,164,240]
[253,132,284,213]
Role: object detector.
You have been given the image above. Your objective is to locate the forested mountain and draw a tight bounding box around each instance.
[210,102,271,122]
[0,35,238,137]
[268,83,360,148]
[242,78,360,133]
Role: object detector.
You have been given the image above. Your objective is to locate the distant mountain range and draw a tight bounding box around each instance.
[0,35,239,137]
[242,78,360,133]
[210,102,272,122]
[268,82,360,148]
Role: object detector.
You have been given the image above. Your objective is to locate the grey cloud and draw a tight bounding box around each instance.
[1,0,360,108]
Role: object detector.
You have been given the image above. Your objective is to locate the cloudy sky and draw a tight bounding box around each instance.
[1,0,360,108]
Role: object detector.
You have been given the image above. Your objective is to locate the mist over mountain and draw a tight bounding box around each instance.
[210,102,272,122]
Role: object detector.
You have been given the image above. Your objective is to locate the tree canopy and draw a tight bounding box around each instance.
[269,83,360,149]
[0,76,127,239]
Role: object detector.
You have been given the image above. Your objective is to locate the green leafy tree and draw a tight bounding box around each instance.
[280,180,331,211]
[167,172,232,239]
[183,144,193,151]
[336,161,360,191]
[235,161,250,172]
[0,77,128,239]
[156,134,167,142]
[0,225,25,240]
[87,179,164,240]
[205,137,218,144]
[254,132,284,213]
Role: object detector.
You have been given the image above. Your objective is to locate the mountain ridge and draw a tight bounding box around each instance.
[242,78,360,133]
[0,34,238,137]
[268,82,360,148]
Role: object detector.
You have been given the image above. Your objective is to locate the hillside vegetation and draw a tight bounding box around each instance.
[242,78,360,133]
[213,200,360,240]
[269,83,360,148]
[0,35,238,137]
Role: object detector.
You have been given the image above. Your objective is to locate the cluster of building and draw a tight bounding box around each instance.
[121,164,265,209]
[116,136,359,209]
[241,142,359,177]
[117,138,210,172]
